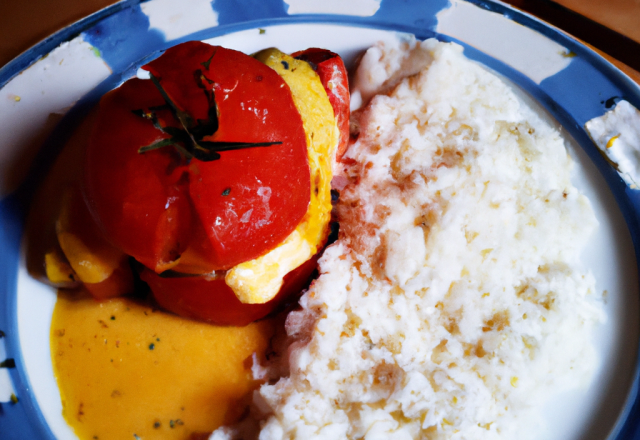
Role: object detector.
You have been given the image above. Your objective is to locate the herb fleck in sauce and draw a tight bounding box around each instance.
[51,292,277,439]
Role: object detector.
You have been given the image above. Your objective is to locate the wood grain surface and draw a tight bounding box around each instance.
[0,0,118,69]
[554,0,640,44]
[0,0,638,79]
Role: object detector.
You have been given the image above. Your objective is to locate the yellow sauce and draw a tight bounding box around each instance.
[51,291,276,440]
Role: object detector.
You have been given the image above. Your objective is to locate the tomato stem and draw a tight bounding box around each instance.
[133,72,282,162]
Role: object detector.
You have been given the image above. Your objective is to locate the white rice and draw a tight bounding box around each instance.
[212,36,605,440]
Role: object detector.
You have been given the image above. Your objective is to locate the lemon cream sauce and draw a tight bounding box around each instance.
[51,293,276,440]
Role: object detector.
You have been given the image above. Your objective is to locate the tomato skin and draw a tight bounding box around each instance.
[84,262,134,300]
[292,48,350,161]
[83,78,193,272]
[141,254,318,326]
[81,42,349,325]
[146,43,311,270]
[83,42,311,273]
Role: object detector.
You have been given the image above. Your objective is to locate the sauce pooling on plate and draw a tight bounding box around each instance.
[50,291,277,439]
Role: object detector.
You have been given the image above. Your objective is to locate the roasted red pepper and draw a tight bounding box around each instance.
[292,48,350,161]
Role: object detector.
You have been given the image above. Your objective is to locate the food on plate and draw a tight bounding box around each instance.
[51,293,279,440]
[35,41,349,325]
[223,47,341,305]
[55,183,133,299]
[33,41,350,440]
[212,37,605,440]
[30,33,604,440]
[142,254,319,326]
[28,42,349,439]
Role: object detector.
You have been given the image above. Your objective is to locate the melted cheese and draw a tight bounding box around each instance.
[56,187,123,284]
[226,49,337,304]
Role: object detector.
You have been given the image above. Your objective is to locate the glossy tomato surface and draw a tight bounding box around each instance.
[292,48,350,161]
[141,254,318,326]
[83,42,310,273]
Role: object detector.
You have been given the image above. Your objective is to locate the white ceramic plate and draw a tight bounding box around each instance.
[1,1,639,439]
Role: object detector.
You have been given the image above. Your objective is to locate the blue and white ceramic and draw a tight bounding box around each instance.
[1,0,640,439]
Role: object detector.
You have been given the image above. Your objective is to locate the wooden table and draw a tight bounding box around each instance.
[1,0,639,80]
[554,0,640,44]
[504,0,640,82]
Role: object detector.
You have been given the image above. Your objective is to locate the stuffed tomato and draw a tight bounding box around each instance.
[51,41,348,325]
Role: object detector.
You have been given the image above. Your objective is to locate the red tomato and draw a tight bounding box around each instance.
[82,42,350,326]
[141,254,318,326]
[83,79,193,272]
[84,263,134,300]
[139,47,350,325]
[83,42,310,273]
[292,48,350,161]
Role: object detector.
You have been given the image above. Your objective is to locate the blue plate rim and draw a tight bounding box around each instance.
[1,0,639,439]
